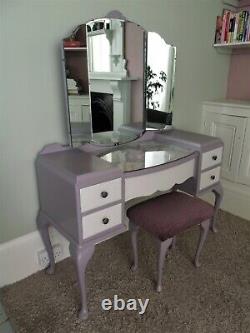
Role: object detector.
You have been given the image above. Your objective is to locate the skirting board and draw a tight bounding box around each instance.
[0,228,69,288]
[200,179,250,221]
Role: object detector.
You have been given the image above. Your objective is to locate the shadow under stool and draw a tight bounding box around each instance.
[127,191,215,292]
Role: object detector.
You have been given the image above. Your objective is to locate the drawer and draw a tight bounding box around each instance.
[80,178,121,212]
[201,147,223,170]
[82,203,122,239]
[199,167,221,190]
[125,158,195,201]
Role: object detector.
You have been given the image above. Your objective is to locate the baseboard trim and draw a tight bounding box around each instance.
[0,228,69,288]
[200,179,250,221]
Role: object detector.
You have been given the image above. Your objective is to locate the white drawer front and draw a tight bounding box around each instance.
[69,95,90,106]
[199,167,221,190]
[82,204,122,239]
[201,147,223,170]
[80,178,121,212]
[125,159,195,201]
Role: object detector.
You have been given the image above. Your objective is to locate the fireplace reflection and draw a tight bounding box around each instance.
[91,92,113,133]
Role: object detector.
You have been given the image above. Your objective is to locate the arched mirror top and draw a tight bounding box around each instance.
[62,11,176,147]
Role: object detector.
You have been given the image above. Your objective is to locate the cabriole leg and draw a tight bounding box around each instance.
[69,243,95,320]
[156,238,173,293]
[37,211,55,275]
[130,222,139,272]
[194,219,210,268]
[171,236,177,250]
[211,183,224,233]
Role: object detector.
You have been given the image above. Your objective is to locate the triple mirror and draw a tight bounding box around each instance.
[62,12,176,146]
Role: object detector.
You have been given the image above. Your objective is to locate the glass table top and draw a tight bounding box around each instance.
[91,130,139,146]
[99,140,193,172]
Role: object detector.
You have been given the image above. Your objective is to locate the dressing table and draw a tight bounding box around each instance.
[36,11,223,320]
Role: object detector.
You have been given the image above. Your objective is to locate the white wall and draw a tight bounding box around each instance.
[0,0,230,243]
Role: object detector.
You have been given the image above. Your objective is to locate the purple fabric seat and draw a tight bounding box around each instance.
[127,191,214,241]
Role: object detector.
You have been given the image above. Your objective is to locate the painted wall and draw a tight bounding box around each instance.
[227,49,250,100]
[0,0,230,243]
[227,2,250,100]
[238,0,250,7]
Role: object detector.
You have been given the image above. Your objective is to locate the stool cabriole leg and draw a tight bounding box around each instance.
[211,183,224,233]
[194,219,210,268]
[130,222,139,272]
[171,236,177,250]
[156,238,173,292]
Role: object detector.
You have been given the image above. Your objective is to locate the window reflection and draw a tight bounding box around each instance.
[89,34,111,72]
[146,32,176,130]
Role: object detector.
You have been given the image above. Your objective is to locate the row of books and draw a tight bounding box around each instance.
[215,9,250,44]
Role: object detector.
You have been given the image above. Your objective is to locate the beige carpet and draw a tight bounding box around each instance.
[1,210,250,333]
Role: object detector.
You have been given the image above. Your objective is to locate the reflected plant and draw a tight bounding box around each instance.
[146,65,167,110]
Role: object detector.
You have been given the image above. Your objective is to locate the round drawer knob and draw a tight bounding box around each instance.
[101,191,108,198]
[212,155,218,161]
[210,175,215,180]
[102,217,109,225]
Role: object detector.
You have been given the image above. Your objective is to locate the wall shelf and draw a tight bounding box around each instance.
[64,47,87,51]
[214,42,250,48]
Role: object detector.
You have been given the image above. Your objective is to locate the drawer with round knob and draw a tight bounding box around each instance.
[80,178,121,212]
[82,203,122,239]
[201,147,223,171]
[199,167,221,190]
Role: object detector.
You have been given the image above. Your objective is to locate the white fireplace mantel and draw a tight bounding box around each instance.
[89,74,138,130]
[89,72,138,80]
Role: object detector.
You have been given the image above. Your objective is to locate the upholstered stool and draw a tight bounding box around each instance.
[127,191,214,292]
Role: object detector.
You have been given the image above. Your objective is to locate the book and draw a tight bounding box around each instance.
[243,11,249,41]
[233,12,239,42]
[238,11,246,41]
[245,16,250,41]
[228,13,236,43]
[223,10,231,42]
[214,16,223,43]
[221,10,229,42]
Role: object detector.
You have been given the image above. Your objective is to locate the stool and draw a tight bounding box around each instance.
[127,191,214,292]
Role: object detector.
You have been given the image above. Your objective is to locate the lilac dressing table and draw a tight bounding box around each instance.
[36,11,223,319]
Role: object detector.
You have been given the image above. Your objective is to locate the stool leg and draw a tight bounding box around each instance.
[171,236,177,250]
[194,219,210,268]
[211,183,223,233]
[156,238,173,292]
[130,223,139,272]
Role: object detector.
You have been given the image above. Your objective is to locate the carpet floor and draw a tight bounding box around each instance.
[1,210,250,333]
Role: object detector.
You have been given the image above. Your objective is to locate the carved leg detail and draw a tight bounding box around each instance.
[194,219,210,268]
[69,243,95,320]
[156,238,173,293]
[211,183,224,233]
[37,211,55,275]
[130,222,139,272]
[171,236,177,250]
